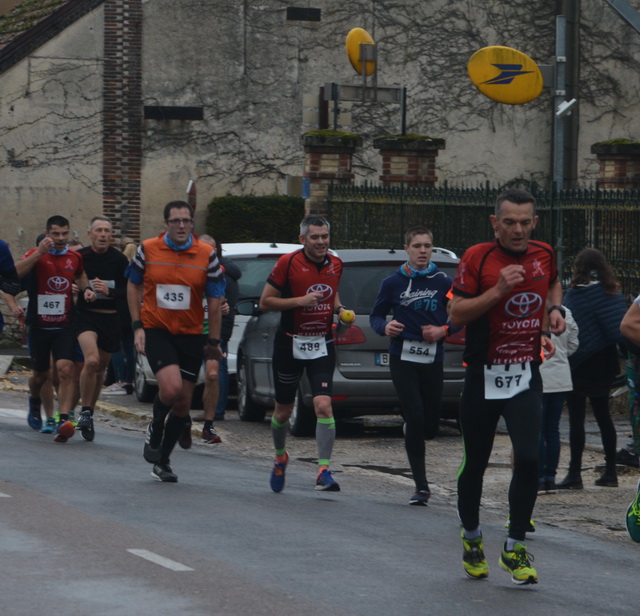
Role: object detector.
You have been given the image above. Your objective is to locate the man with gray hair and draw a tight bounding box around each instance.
[75,216,129,441]
[260,215,349,492]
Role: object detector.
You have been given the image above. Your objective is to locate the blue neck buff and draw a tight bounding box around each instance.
[400,261,435,278]
[49,246,69,256]
[164,233,193,251]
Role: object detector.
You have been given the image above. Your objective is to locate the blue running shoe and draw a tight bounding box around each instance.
[40,417,56,434]
[270,452,289,493]
[315,469,340,492]
[27,397,42,431]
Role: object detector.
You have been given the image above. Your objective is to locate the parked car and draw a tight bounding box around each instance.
[133,242,330,403]
[235,248,466,436]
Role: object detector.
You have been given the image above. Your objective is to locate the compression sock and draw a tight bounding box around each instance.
[463,527,482,540]
[160,413,188,464]
[271,416,289,456]
[316,417,336,469]
[149,394,172,448]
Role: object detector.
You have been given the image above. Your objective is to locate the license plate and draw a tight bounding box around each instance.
[375,352,390,366]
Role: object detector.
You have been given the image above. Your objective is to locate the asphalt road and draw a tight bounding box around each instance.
[1,388,639,616]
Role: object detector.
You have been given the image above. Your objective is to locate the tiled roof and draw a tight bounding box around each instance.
[0,0,69,50]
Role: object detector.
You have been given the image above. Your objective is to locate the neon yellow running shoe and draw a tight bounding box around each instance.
[461,530,488,579]
[626,479,640,543]
[499,542,538,585]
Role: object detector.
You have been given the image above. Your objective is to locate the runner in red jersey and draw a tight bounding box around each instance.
[449,189,565,585]
[16,215,96,442]
[260,215,350,493]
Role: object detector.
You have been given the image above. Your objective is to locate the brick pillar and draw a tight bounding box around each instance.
[591,141,640,189]
[374,136,445,188]
[302,132,362,217]
[103,0,143,242]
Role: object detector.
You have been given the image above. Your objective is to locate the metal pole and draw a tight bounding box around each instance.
[553,15,567,279]
[553,15,567,189]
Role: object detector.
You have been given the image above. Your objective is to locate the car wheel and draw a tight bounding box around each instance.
[134,354,157,403]
[237,357,266,422]
[289,388,316,437]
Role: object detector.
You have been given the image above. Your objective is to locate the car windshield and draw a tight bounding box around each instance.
[339,261,459,314]
[232,255,285,300]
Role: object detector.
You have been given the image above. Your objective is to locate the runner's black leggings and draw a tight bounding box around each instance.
[389,355,443,491]
[457,364,542,542]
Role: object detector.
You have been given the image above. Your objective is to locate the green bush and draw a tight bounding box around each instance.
[205,195,305,243]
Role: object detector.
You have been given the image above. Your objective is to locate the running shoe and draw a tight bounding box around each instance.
[143,421,162,464]
[409,489,431,506]
[202,426,222,444]
[77,410,95,442]
[151,463,178,483]
[40,417,56,434]
[178,416,193,450]
[315,468,340,492]
[53,420,75,443]
[68,410,77,427]
[499,542,538,585]
[270,452,289,493]
[626,478,640,543]
[461,530,489,579]
[27,397,42,431]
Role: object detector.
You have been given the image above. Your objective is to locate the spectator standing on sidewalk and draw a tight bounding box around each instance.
[538,305,579,493]
[557,248,627,490]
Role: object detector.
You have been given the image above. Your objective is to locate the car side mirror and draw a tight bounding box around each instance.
[236,298,261,316]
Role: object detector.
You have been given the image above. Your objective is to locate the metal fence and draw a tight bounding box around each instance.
[328,181,640,300]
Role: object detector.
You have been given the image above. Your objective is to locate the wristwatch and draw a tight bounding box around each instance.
[547,305,565,317]
[208,338,220,346]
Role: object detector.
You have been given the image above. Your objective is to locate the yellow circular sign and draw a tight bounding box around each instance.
[467,46,543,105]
[345,28,376,76]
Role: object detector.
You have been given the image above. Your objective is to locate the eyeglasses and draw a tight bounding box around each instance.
[166,218,193,226]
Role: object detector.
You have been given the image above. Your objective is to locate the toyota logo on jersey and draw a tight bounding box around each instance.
[47,276,70,292]
[308,283,333,301]
[505,292,542,318]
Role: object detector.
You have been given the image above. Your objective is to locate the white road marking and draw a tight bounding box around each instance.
[0,493,11,498]
[127,549,194,571]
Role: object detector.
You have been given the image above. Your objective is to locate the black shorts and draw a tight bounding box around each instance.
[29,327,78,372]
[76,311,121,354]
[144,328,205,383]
[272,331,335,405]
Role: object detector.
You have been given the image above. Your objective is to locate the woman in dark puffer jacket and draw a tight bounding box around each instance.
[557,248,628,489]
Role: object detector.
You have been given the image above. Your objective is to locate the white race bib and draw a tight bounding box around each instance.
[292,335,328,360]
[483,363,532,400]
[401,339,436,364]
[37,294,65,315]
[156,284,190,310]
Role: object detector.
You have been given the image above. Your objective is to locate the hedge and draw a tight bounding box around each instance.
[205,195,305,243]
